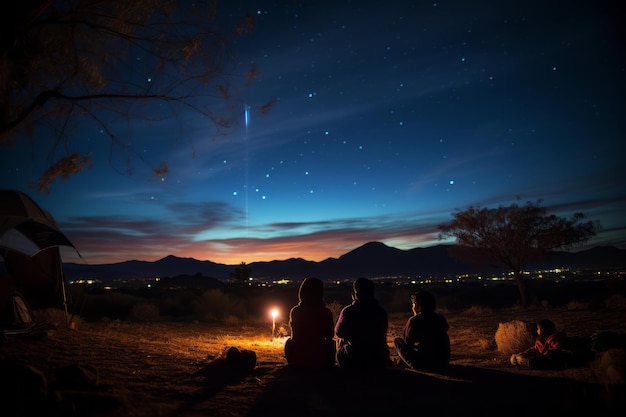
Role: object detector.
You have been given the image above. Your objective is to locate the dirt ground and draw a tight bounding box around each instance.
[2,306,625,417]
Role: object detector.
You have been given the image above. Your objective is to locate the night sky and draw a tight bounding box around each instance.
[1,1,624,266]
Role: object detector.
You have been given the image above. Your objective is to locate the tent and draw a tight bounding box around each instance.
[0,189,76,337]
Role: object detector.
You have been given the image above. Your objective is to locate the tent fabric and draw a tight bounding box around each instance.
[0,189,75,326]
[0,190,75,257]
[1,291,57,339]
[1,291,37,339]
[2,248,65,310]
[2,292,34,328]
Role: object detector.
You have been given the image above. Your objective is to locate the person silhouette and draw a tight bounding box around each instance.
[335,278,390,369]
[393,290,450,371]
[510,319,571,370]
[284,278,336,368]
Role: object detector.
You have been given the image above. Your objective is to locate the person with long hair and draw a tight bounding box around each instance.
[284,278,336,368]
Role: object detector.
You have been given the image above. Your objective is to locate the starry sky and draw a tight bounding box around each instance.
[1,1,625,266]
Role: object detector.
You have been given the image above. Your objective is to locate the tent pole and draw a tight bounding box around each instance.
[61,275,69,328]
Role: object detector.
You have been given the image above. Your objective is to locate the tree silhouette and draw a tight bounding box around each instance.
[438,199,599,307]
[1,0,273,192]
[230,261,251,284]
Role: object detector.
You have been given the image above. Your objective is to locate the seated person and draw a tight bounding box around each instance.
[393,290,450,371]
[284,278,336,368]
[510,319,572,370]
[335,278,390,369]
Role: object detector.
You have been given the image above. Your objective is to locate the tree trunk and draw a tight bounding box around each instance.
[513,271,528,307]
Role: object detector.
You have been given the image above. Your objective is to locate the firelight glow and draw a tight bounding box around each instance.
[270,307,279,339]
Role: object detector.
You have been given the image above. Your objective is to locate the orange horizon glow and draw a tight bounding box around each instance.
[62,232,445,266]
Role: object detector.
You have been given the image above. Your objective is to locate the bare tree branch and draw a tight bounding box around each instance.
[1,0,268,192]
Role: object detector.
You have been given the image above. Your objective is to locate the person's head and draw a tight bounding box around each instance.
[352,278,375,300]
[298,277,324,305]
[411,291,436,314]
[536,319,557,337]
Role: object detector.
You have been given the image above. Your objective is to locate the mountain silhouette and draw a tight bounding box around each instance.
[62,243,626,282]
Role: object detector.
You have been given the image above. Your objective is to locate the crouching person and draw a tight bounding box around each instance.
[510,319,572,370]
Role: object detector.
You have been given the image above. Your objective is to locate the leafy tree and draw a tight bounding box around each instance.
[1,0,272,192]
[230,261,251,284]
[438,199,599,307]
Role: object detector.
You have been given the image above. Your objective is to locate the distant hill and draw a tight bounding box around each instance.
[62,243,626,282]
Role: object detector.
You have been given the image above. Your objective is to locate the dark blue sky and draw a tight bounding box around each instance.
[2,1,624,265]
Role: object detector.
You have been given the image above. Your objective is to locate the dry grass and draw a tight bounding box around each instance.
[494,320,536,355]
[2,305,626,417]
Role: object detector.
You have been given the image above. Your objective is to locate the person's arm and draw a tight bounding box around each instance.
[404,316,419,347]
[335,309,346,338]
[324,308,335,340]
[511,338,540,365]
[288,307,299,339]
[546,332,566,351]
[520,339,541,357]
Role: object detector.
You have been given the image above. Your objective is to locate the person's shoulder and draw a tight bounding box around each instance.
[376,303,388,317]
[338,304,353,314]
[288,305,302,318]
[435,312,448,321]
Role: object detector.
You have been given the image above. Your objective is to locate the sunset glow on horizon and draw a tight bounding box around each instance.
[3,1,624,267]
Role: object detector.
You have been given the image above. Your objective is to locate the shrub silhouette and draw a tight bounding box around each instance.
[326,300,343,324]
[495,320,536,355]
[596,349,626,386]
[130,303,160,322]
[194,289,246,322]
[604,294,626,310]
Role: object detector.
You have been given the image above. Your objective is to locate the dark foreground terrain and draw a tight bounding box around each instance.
[2,305,625,417]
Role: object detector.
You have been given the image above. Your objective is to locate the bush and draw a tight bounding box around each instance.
[566,300,590,310]
[194,289,247,322]
[385,288,412,313]
[33,308,69,328]
[604,294,626,310]
[595,349,626,386]
[76,291,141,321]
[326,300,343,323]
[159,289,199,317]
[478,337,496,351]
[495,320,536,355]
[461,305,494,317]
[275,324,289,338]
[130,303,160,322]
